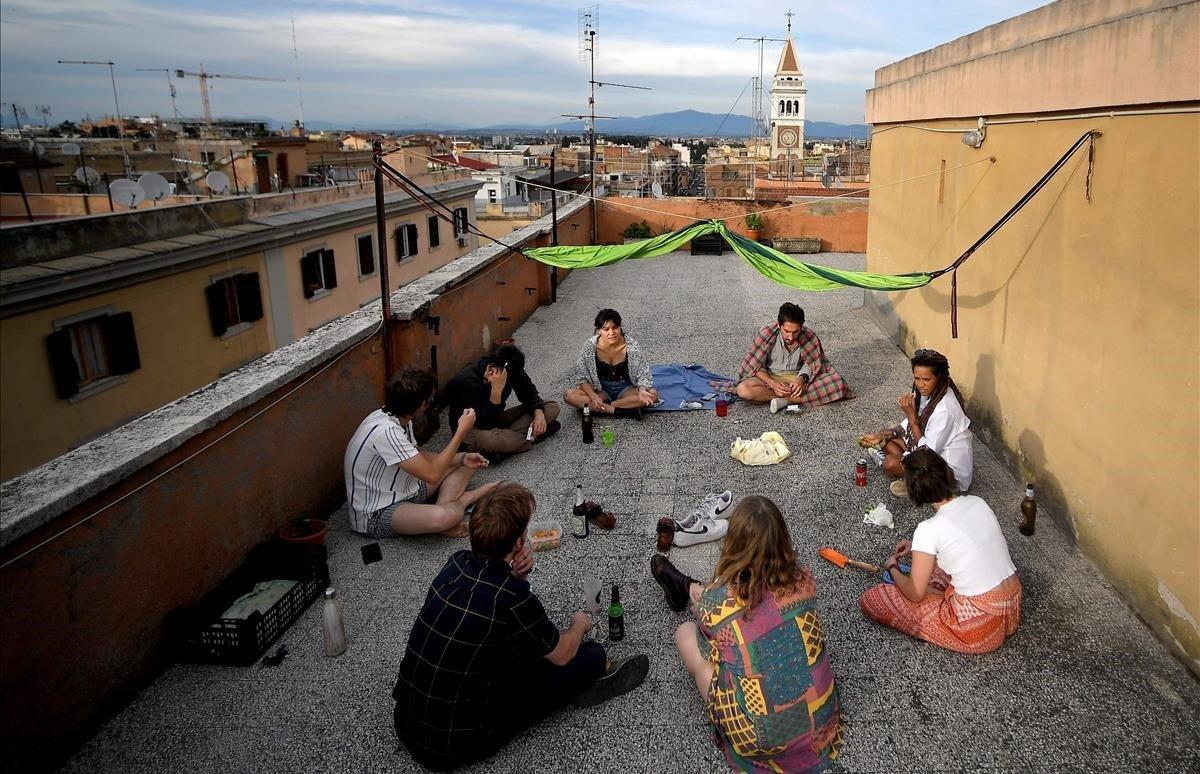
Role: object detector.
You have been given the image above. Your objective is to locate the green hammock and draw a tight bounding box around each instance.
[523,219,932,292]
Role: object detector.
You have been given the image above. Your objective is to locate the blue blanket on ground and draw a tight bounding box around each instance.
[647,363,736,411]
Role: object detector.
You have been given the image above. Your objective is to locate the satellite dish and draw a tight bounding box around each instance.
[109,178,146,208]
[73,166,101,186]
[651,182,664,199]
[33,143,46,157]
[61,142,81,156]
[138,172,171,202]
[205,170,231,194]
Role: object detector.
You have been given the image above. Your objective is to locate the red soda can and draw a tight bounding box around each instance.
[855,459,868,487]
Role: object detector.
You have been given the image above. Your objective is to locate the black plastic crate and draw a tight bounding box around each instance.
[690,233,725,255]
[169,540,329,666]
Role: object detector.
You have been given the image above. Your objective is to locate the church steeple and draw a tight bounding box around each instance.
[769,13,806,179]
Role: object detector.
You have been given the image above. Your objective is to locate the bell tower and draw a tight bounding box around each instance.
[769,13,806,179]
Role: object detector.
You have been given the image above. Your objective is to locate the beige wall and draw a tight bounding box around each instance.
[0,252,273,479]
[865,115,1199,669]
[279,192,478,341]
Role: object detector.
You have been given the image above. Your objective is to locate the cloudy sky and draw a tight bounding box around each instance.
[1,0,1046,129]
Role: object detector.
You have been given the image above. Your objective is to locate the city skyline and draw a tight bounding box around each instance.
[1,1,1046,128]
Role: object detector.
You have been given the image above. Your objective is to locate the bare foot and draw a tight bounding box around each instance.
[439,520,469,538]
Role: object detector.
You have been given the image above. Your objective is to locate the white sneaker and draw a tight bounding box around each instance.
[769,397,788,414]
[698,490,734,520]
[673,516,729,548]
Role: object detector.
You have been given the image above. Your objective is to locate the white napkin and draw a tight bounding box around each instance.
[863,503,895,529]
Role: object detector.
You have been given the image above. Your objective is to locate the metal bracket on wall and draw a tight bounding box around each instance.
[495,279,507,285]
[423,316,441,335]
[525,287,536,296]
[497,316,511,322]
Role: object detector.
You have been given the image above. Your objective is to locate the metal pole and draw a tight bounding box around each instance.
[106,62,132,178]
[17,175,33,222]
[588,29,597,244]
[549,148,559,303]
[373,140,395,381]
[229,151,240,193]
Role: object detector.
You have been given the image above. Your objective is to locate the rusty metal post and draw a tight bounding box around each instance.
[373,140,395,381]
[549,149,558,302]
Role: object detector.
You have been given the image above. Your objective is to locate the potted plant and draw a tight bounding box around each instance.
[744,213,764,242]
[621,221,653,243]
[278,516,329,545]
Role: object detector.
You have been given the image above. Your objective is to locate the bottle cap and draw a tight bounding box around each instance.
[324,588,337,599]
[583,406,590,415]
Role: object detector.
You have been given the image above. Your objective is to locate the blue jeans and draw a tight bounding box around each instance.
[599,377,634,402]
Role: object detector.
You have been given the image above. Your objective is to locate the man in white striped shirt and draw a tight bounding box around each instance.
[344,369,495,538]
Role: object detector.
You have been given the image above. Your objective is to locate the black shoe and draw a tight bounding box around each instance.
[574,654,650,708]
[532,419,561,444]
[651,555,698,612]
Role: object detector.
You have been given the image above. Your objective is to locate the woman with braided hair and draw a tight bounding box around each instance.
[859,448,1022,654]
[859,348,974,496]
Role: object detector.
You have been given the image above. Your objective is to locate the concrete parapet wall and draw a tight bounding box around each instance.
[595,196,868,253]
[0,198,589,771]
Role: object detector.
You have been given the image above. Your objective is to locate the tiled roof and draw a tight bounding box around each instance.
[432,154,497,171]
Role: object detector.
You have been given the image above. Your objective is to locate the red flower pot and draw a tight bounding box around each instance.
[279,518,329,545]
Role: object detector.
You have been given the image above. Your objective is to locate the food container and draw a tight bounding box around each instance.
[529,521,562,552]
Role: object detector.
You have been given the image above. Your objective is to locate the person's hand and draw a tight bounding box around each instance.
[771,380,791,398]
[893,539,912,558]
[897,393,917,418]
[587,393,608,412]
[859,432,885,447]
[485,366,508,391]
[456,407,477,434]
[508,543,534,580]
[462,452,489,470]
[883,556,900,573]
[570,611,592,631]
[637,387,656,406]
[789,378,807,398]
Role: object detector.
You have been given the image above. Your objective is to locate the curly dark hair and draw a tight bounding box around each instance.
[906,349,965,450]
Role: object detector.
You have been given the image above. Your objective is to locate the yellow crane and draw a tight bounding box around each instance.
[174,64,285,138]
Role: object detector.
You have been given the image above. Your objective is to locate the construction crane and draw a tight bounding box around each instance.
[174,64,285,138]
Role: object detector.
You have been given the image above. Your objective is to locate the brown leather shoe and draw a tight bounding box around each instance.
[656,517,675,552]
[589,510,616,529]
[651,555,698,612]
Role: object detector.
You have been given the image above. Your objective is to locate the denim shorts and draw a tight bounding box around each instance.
[361,481,429,538]
[599,377,634,402]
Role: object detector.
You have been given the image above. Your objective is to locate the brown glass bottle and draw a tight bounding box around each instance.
[1019,484,1036,536]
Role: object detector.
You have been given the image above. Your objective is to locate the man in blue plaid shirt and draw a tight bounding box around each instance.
[393,483,649,770]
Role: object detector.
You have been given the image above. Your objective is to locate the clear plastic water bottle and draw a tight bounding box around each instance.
[323,587,347,657]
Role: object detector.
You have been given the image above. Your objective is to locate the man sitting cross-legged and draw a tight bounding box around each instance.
[393,483,650,771]
[343,368,496,539]
[442,344,562,464]
[734,302,852,412]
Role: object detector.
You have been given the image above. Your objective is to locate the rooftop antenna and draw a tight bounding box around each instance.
[136,68,182,119]
[35,105,52,129]
[290,3,306,132]
[736,32,786,202]
[568,5,651,242]
[57,60,132,178]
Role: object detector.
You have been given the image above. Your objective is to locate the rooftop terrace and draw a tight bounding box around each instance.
[60,250,1200,773]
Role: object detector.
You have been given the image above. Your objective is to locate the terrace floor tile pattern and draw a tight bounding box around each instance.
[61,251,1200,773]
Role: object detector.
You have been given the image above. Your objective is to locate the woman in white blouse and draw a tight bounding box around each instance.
[859,348,973,497]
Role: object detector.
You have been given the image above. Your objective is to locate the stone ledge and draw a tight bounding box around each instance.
[0,197,587,547]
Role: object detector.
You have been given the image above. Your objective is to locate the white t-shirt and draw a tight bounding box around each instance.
[343,409,421,532]
[901,390,974,491]
[911,495,1016,596]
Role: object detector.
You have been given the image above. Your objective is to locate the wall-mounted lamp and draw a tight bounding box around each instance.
[961,117,987,149]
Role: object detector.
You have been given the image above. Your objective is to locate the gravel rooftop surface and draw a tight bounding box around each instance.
[62,251,1200,773]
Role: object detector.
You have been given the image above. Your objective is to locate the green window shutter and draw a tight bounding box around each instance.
[236,272,264,322]
[103,312,141,375]
[205,282,229,337]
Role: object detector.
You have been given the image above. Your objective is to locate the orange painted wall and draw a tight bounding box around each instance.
[594,196,868,252]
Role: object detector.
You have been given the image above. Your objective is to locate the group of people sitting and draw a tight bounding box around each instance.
[341,302,1022,772]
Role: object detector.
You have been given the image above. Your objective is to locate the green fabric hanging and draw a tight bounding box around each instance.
[524,219,932,292]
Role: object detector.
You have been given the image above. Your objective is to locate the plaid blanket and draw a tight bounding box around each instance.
[859,568,1023,654]
[724,323,852,407]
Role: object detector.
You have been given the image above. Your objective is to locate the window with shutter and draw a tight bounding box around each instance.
[321,249,338,290]
[405,224,418,257]
[427,216,440,248]
[453,207,468,236]
[45,311,140,400]
[302,248,336,297]
[396,223,418,261]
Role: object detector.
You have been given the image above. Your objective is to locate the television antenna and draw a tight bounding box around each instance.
[174,65,285,139]
[57,60,133,178]
[136,68,181,119]
[35,105,52,128]
[736,34,786,202]
[568,6,651,243]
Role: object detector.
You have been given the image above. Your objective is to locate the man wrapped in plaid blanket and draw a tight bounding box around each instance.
[730,303,852,409]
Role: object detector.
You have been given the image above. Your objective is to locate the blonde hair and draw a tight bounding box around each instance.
[711,496,799,614]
